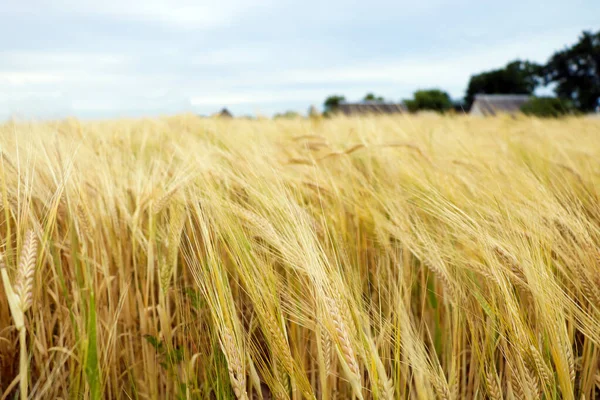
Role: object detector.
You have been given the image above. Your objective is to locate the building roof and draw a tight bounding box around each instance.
[470,94,531,116]
[217,108,233,118]
[337,102,407,116]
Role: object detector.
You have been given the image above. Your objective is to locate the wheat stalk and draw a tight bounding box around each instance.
[159,205,185,291]
[286,157,314,166]
[0,230,38,400]
[0,255,23,330]
[344,144,365,155]
[374,350,394,400]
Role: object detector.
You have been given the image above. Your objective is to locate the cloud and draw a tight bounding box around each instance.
[0,25,584,118]
[255,27,585,98]
[190,88,335,106]
[0,0,596,118]
[7,0,273,29]
[0,91,74,120]
[189,47,272,67]
[0,51,128,69]
[0,72,64,85]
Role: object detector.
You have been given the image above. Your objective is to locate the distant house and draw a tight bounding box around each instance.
[337,101,407,116]
[470,94,530,116]
[216,108,233,118]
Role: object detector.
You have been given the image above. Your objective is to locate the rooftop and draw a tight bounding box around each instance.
[471,94,531,116]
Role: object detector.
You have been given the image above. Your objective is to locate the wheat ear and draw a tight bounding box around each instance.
[159,206,185,291]
[221,330,249,400]
[321,327,332,374]
[509,369,526,400]
[529,346,551,388]
[486,370,503,400]
[324,296,362,399]
[0,230,38,400]
[14,230,38,312]
[317,319,332,400]
[524,365,541,400]
[432,373,451,400]
[77,203,92,237]
[153,188,179,214]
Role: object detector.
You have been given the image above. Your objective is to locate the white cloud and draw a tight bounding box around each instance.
[0,70,139,87]
[7,0,272,28]
[0,51,133,88]
[258,27,584,97]
[0,0,593,119]
[0,72,64,85]
[189,47,271,67]
[1,26,577,118]
[190,88,336,106]
[0,51,128,68]
[0,91,74,120]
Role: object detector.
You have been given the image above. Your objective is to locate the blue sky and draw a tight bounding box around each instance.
[0,1,598,119]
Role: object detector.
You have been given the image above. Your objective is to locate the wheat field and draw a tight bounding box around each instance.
[0,114,599,399]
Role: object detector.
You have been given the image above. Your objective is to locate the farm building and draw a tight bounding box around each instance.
[337,101,407,116]
[216,108,233,118]
[470,94,530,116]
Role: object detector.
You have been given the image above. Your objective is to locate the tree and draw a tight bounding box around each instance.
[404,89,453,113]
[520,97,575,118]
[323,95,346,114]
[465,60,542,109]
[363,93,384,102]
[542,30,600,112]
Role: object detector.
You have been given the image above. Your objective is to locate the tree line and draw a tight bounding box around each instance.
[322,30,599,117]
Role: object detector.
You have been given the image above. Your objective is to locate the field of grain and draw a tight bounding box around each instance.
[1,114,600,399]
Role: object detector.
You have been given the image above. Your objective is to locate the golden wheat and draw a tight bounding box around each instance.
[0,114,598,399]
[13,230,38,312]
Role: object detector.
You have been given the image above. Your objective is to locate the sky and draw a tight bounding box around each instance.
[0,1,599,119]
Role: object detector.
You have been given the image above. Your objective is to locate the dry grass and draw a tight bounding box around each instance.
[0,113,600,399]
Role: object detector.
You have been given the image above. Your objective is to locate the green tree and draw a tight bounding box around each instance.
[363,93,384,102]
[542,30,600,112]
[404,89,453,113]
[520,97,575,117]
[465,60,542,109]
[323,95,346,114]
